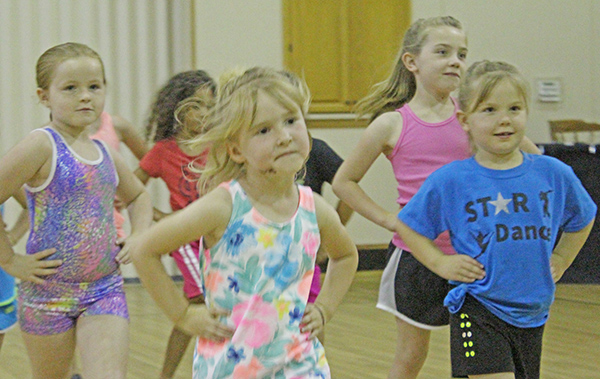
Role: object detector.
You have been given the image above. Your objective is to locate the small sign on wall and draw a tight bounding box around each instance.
[537,78,562,103]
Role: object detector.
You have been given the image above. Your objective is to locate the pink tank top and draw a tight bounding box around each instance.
[90,112,126,239]
[388,101,470,254]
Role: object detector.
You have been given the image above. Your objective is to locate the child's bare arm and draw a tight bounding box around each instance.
[302,195,358,338]
[112,150,153,232]
[332,112,402,232]
[335,200,354,226]
[0,133,51,204]
[0,133,61,282]
[112,115,149,160]
[133,167,150,185]
[395,220,485,282]
[110,148,152,264]
[131,187,233,338]
[133,166,170,221]
[551,219,594,282]
[520,136,542,155]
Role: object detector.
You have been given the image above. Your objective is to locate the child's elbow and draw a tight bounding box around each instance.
[331,176,345,198]
[333,244,359,269]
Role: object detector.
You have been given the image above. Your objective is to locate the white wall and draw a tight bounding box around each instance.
[192,0,398,245]
[3,1,599,256]
[0,0,193,277]
[412,0,600,143]
[192,0,600,246]
[193,0,283,79]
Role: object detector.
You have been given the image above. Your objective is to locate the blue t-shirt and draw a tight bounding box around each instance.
[398,153,597,328]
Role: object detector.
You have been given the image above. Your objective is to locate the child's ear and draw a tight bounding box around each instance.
[401,52,418,73]
[457,110,470,133]
[227,142,245,164]
[37,88,50,107]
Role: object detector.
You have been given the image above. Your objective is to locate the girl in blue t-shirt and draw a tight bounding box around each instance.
[395,61,596,379]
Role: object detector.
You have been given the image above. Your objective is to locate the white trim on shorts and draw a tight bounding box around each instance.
[376,246,447,331]
[179,243,203,293]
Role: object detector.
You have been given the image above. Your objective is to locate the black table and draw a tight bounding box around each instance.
[538,143,600,284]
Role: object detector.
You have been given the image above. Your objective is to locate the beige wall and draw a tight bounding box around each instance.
[0,0,193,277]
[194,0,600,142]
[413,0,600,143]
[192,1,283,78]
[193,0,600,245]
[2,1,598,256]
[192,0,398,245]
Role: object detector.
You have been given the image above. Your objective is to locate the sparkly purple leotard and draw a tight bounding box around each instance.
[18,128,128,335]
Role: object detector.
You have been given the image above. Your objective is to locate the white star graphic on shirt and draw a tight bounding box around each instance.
[490,192,512,215]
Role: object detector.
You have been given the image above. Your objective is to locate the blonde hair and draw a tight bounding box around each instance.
[355,16,463,122]
[458,60,529,115]
[36,42,105,90]
[188,67,310,194]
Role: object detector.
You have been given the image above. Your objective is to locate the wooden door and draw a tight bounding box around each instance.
[283,0,411,113]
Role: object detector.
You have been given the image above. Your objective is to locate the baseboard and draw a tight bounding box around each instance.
[124,275,183,284]
[320,244,388,272]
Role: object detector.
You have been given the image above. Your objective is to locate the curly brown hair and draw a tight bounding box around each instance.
[145,70,216,142]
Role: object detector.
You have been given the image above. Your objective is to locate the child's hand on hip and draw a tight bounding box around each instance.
[178,304,234,342]
[3,248,61,284]
[433,254,485,283]
[301,302,327,340]
[115,237,131,265]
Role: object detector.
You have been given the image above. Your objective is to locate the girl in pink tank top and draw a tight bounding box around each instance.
[332,16,540,379]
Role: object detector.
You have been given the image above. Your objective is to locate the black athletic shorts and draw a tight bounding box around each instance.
[450,294,544,378]
[377,242,451,328]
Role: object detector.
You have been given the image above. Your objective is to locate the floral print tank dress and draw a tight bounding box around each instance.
[194,180,330,378]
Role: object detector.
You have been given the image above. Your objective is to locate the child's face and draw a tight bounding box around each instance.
[460,79,527,160]
[37,56,106,130]
[231,90,309,176]
[406,26,468,94]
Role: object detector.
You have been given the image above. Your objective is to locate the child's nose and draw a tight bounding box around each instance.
[499,113,512,125]
[277,129,292,145]
[449,54,462,67]
[80,89,92,101]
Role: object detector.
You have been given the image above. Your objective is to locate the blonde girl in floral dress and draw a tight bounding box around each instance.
[131,67,359,378]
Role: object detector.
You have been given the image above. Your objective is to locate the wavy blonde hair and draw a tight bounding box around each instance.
[186,67,310,194]
[355,16,463,122]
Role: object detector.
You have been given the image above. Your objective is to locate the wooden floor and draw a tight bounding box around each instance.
[1,270,599,378]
